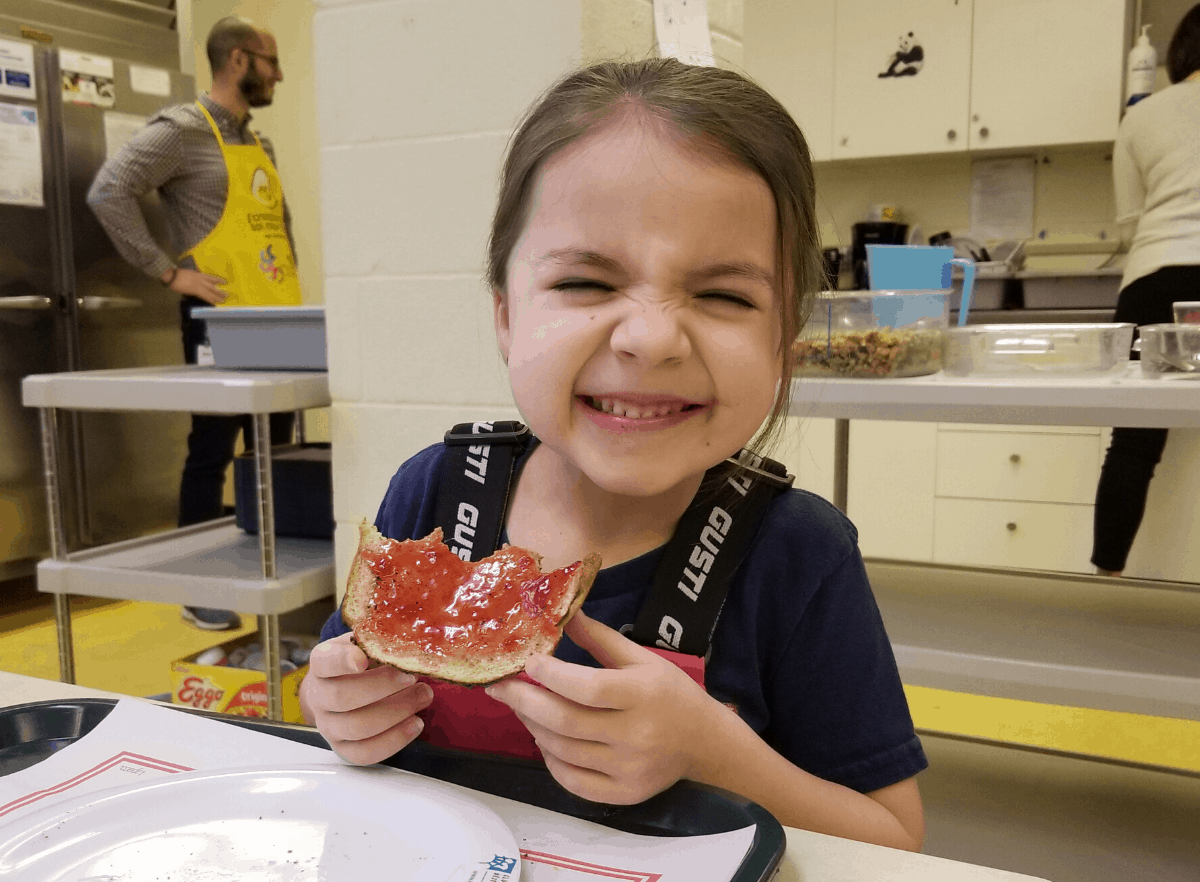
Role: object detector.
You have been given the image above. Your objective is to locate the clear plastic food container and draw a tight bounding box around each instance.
[1138,323,1200,378]
[793,290,948,378]
[1173,301,1200,324]
[942,323,1134,377]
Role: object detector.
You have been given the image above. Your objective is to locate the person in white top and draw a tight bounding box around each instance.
[1093,3,1200,575]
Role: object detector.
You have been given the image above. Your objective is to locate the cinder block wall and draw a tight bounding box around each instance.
[313,0,745,593]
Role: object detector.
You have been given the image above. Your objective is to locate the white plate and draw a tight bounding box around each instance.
[0,763,521,882]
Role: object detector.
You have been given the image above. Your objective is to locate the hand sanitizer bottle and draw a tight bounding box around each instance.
[1126,24,1157,108]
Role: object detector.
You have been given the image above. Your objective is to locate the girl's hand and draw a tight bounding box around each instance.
[485,611,724,805]
[298,632,434,765]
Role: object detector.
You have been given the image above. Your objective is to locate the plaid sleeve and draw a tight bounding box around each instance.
[86,118,184,278]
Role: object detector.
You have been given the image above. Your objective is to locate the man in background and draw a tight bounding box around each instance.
[89,16,301,630]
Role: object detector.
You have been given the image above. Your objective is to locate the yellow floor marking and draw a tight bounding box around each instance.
[906,684,1200,773]
[0,599,256,698]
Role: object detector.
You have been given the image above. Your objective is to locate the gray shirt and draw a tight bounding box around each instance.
[87,93,295,279]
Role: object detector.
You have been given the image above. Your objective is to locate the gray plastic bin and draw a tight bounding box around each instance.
[192,306,327,370]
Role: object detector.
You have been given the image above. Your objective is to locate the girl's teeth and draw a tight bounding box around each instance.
[591,397,682,419]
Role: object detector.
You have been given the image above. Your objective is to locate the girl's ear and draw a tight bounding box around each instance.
[493,289,512,363]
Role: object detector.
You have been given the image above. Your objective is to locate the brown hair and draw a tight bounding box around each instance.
[1167,3,1200,84]
[206,16,260,75]
[487,58,821,455]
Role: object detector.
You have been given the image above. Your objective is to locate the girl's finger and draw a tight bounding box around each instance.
[521,650,639,711]
[488,676,612,739]
[540,751,629,806]
[563,611,653,670]
[320,681,433,743]
[307,634,368,677]
[330,715,426,767]
[519,714,613,773]
[316,664,419,714]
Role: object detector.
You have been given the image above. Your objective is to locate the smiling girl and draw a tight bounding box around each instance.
[300,58,927,851]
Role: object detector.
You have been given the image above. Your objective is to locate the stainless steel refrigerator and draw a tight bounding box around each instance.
[1,34,194,579]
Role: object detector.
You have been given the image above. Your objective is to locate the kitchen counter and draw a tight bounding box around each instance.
[0,672,1047,882]
[791,362,1200,429]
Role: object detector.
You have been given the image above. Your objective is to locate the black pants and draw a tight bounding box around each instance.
[1091,265,1200,571]
[179,297,294,527]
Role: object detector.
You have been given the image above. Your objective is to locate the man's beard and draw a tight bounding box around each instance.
[238,68,273,108]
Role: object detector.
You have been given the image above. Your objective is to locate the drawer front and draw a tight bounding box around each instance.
[936,431,1101,504]
[933,498,1094,573]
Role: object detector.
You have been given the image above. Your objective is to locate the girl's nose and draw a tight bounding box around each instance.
[610,301,691,365]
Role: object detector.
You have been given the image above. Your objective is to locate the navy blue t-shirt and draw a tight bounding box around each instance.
[323,441,927,794]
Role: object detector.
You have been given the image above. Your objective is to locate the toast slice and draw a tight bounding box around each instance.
[341,521,600,685]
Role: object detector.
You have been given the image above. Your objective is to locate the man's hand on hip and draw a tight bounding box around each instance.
[164,268,229,305]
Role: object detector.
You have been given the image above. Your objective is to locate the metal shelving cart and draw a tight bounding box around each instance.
[22,365,334,720]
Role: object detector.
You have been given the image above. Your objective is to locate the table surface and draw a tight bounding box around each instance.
[790,363,1200,428]
[21,365,331,414]
[0,673,1046,882]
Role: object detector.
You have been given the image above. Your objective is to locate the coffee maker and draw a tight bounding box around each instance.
[850,221,908,289]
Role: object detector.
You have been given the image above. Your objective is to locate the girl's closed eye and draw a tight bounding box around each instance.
[551,277,615,292]
[697,290,760,310]
[549,278,619,305]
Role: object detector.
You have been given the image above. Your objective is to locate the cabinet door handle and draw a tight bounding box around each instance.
[1009,453,1021,464]
[947,129,957,141]
[1006,522,1018,532]
[979,126,990,139]
[840,136,849,147]
[0,295,52,310]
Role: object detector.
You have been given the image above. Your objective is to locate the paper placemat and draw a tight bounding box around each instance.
[0,699,754,881]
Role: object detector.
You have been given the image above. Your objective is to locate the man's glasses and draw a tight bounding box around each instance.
[242,49,281,73]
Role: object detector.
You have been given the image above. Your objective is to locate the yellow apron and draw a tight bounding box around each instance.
[184,102,302,307]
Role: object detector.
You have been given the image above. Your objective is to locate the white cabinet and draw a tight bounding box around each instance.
[932,497,1095,571]
[745,0,1131,161]
[831,0,1128,159]
[931,423,1103,574]
[744,0,836,162]
[968,0,1127,151]
[842,420,1103,573]
[847,420,937,561]
[777,415,839,503]
[831,0,974,159]
[934,426,1102,504]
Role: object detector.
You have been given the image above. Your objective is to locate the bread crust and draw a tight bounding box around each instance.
[341,520,599,686]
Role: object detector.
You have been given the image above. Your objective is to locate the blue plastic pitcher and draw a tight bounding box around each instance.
[866,245,976,326]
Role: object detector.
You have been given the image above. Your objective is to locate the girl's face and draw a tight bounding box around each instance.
[495,118,782,500]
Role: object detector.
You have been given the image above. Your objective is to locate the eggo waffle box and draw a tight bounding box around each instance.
[169,633,308,723]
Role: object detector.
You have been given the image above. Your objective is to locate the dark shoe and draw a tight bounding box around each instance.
[181,606,241,631]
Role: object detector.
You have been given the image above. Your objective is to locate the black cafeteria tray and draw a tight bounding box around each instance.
[0,699,784,882]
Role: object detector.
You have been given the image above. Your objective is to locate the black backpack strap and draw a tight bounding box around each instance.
[628,450,794,657]
[434,422,793,659]
[435,421,530,561]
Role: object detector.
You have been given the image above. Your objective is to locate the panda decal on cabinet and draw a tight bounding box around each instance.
[879,31,924,77]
